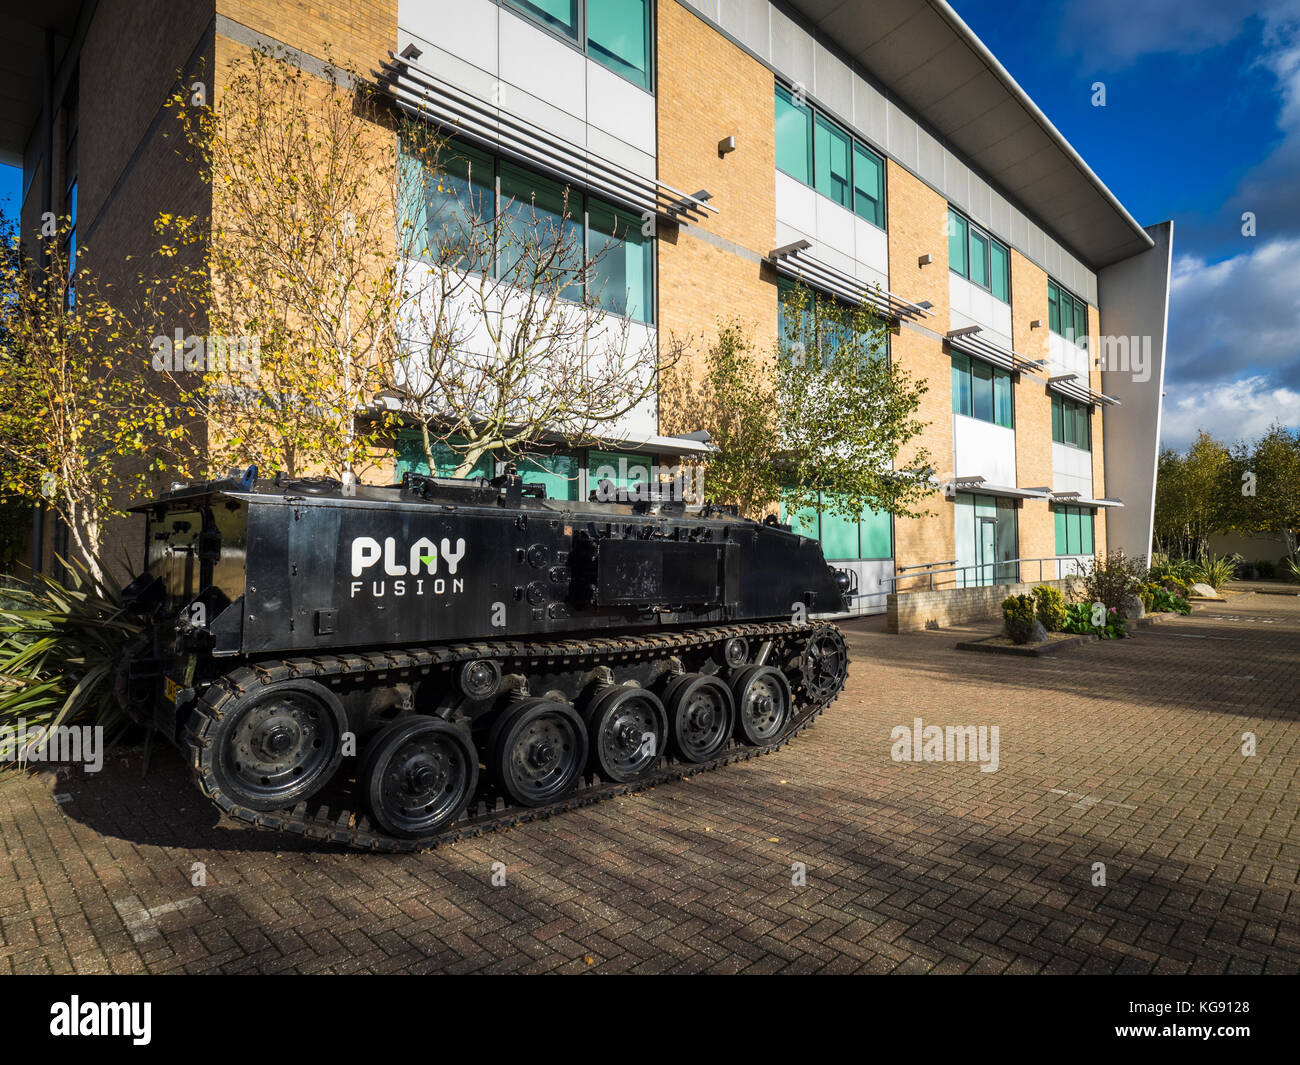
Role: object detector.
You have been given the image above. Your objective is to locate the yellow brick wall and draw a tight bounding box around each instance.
[654,0,776,380]
[216,0,397,74]
[886,161,953,573]
[1010,249,1054,562]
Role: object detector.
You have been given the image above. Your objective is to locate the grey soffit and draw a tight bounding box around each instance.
[1046,372,1121,408]
[781,0,1153,268]
[377,55,717,224]
[767,244,934,321]
[945,331,1042,376]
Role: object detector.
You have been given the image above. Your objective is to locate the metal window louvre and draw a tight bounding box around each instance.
[944,330,1042,376]
[1045,373,1121,407]
[378,54,716,225]
[767,244,934,322]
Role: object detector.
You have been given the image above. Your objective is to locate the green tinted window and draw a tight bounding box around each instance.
[589,449,653,499]
[587,0,650,89]
[1080,510,1094,554]
[1051,394,1063,442]
[951,352,972,416]
[860,506,892,559]
[1054,507,1068,555]
[971,358,994,422]
[990,240,1009,302]
[587,199,652,323]
[968,228,989,288]
[775,86,812,184]
[780,491,819,542]
[993,370,1013,428]
[506,0,579,39]
[852,142,884,227]
[814,114,852,208]
[499,163,582,296]
[518,452,580,500]
[819,503,860,559]
[1048,281,1060,333]
[404,137,494,269]
[948,210,968,276]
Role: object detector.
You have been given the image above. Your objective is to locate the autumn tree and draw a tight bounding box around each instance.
[1153,431,1234,560]
[154,47,401,482]
[0,219,175,585]
[662,283,932,521]
[382,128,676,478]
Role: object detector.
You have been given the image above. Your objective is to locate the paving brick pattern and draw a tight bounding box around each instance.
[2,593,1298,974]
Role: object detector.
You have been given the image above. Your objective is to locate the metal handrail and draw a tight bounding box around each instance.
[895,559,957,573]
[880,555,1088,592]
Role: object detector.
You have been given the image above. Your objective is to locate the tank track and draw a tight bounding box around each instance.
[183,622,846,853]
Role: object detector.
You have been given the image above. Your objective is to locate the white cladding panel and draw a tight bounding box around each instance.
[398,0,655,179]
[1051,442,1093,496]
[954,415,1017,485]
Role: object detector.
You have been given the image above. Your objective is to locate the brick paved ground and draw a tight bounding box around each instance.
[2,591,1298,974]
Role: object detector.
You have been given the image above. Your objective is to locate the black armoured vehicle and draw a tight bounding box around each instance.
[114,468,851,851]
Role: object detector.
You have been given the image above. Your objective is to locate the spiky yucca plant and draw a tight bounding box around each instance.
[0,561,140,764]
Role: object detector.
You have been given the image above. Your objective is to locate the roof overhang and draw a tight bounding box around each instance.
[0,1,88,168]
[946,477,1049,501]
[1049,492,1124,509]
[781,0,1154,267]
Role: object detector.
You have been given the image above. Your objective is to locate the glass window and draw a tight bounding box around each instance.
[990,240,1009,302]
[506,0,579,40]
[819,503,860,559]
[951,352,972,416]
[404,137,494,269]
[968,228,989,288]
[1051,394,1063,442]
[780,491,820,542]
[587,0,650,89]
[971,358,994,422]
[860,506,892,559]
[852,142,884,227]
[589,449,653,500]
[1054,508,1068,555]
[993,371,1012,428]
[813,114,852,208]
[587,199,652,323]
[1048,281,1060,334]
[1080,510,1094,554]
[948,210,968,277]
[1074,296,1089,341]
[1076,405,1091,450]
[518,451,580,500]
[775,86,812,184]
[1067,507,1083,554]
[499,163,583,297]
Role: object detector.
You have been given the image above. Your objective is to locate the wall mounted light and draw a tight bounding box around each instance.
[718,135,736,157]
[1030,318,1042,329]
[917,253,933,267]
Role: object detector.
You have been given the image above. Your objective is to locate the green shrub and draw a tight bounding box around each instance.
[0,563,139,760]
[1031,585,1067,631]
[1001,594,1037,644]
[1190,553,1240,591]
[1061,600,1129,638]
[1148,586,1192,615]
[1148,553,1197,585]
[1285,557,1300,584]
[1082,550,1145,611]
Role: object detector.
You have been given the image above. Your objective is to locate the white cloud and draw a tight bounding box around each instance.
[1161,374,1300,449]
[1167,236,1300,388]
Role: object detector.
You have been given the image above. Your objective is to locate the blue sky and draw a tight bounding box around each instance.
[2,1,1297,451]
[952,0,1300,450]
